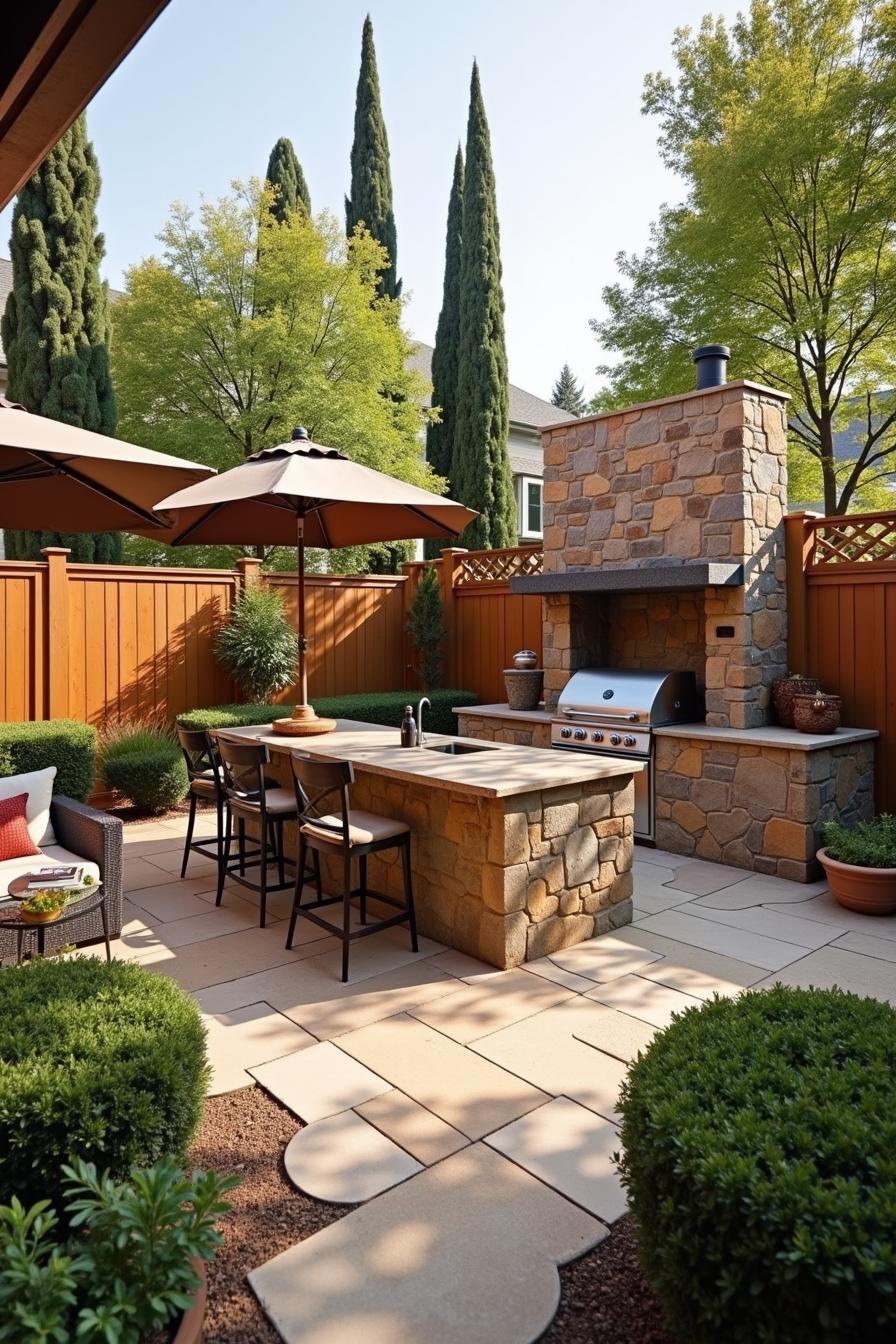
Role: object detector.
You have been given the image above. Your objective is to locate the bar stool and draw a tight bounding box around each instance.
[214,737,298,927]
[176,727,227,882]
[286,754,417,982]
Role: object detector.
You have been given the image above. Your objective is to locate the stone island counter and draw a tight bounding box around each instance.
[219,720,640,968]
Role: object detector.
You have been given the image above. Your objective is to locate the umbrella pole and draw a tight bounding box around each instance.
[294,514,312,717]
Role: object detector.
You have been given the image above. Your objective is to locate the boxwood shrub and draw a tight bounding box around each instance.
[0,958,208,1208]
[618,986,896,1343]
[177,688,480,738]
[100,725,189,813]
[0,719,96,800]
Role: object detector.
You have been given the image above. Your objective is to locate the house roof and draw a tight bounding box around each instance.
[407,340,568,431]
[0,257,124,369]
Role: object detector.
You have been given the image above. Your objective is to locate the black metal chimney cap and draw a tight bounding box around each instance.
[291,426,310,441]
[692,345,730,389]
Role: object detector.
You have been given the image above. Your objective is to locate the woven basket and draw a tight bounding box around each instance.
[793,693,841,735]
[771,675,820,727]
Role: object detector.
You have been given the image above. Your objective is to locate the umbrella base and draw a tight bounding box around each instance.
[272,707,337,736]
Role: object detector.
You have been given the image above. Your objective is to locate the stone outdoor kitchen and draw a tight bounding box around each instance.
[459,349,877,884]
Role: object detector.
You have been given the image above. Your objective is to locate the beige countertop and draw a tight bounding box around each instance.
[216,718,641,799]
[453,704,552,723]
[654,722,878,751]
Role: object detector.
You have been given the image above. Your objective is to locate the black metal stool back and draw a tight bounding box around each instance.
[212,735,296,927]
[287,752,417,982]
[176,726,226,880]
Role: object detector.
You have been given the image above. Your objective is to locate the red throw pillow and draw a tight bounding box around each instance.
[0,793,40,861]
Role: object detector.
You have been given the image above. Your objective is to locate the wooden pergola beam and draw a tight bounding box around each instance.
[0,0,170,209]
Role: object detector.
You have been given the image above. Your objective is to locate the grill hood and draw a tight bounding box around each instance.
[557,668,702,726]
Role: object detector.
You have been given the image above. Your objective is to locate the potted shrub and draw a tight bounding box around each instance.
[0,1157,237,1342]
[19,889,69,924]
[818,814,896,914]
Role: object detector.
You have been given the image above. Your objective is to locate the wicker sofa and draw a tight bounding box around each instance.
[0,797,123,961]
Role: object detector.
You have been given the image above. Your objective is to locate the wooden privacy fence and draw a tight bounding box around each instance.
[0,545,543,728]
[403,545,544,704]
[0,550,407,726]
[786,510,896,813]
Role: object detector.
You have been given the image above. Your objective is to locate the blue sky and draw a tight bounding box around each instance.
[2,0,741,401]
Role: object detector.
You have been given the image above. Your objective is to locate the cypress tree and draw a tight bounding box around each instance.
[265,136,311,221]
[551,362,587,416]
[452,64,515,551]
[2,116,121,563]
[424,145,464,559]
[345,15,401,300]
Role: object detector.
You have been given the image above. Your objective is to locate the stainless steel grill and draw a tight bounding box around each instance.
[551,668,703,841]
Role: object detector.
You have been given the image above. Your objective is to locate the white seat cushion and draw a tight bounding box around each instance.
[0,767,57,845]
[233,787,297,815]
[0,843,101,899]
[302,810,410,847]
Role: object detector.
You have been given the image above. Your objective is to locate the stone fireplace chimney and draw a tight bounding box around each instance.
[512,377,790,729]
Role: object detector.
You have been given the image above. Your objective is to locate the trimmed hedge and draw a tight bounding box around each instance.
[177,689,480,738]
[0,958,209,1208]
[101,726,189,813]
[0,719,96,800]
[618,986,896,1344]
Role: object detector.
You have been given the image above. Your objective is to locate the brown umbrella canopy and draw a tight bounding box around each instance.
[0,397,214,533]
[154,428,478,732]
[152,431,476,547]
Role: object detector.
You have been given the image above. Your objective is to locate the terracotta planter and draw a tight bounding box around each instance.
[817,848,896,915]
[172,1261,207,1344]
[771,675,819,727]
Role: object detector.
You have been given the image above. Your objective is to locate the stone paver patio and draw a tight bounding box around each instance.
[98,814,896,1343]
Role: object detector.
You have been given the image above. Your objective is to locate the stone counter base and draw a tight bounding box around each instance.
[655,735,874,881]
[265,762,635,969]
[455,711,551,750]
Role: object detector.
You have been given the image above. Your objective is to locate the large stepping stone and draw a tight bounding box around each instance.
[284,1110,422,1203]
[250,1143,604,1344]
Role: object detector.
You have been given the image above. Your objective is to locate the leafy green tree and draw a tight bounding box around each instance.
[112,182,436,570]
[405,566,446,688]
[424,145,464,559]
[2,116,122,562]
[345,14,401,300]
[265,136,311,220]
[452,64,515,551]
[592,0,896,513]
[551,363,586,417]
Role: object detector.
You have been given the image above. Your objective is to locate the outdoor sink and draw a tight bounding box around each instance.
[424,741,493,755]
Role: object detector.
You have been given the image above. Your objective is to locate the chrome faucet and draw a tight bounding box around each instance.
[416,696,431,747]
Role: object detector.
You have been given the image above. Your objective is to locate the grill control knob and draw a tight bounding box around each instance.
[560,727,572,739]
[624,734,637,747]
[591,730,603,742]
[574,728,587,740]
[610,733,622,746]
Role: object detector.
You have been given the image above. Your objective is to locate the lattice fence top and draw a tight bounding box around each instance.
[810,512,896,567]
[456,546,544,586]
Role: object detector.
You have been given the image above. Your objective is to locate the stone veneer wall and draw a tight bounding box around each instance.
[297,768,636,969]
[603,593,706,685]
[455,712,551,749]
[541,382,790,727]
[655,735,875,881]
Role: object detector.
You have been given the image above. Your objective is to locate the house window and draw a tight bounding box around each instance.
[519,476,543,538]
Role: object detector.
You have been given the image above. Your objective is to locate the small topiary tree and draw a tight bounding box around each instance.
[214,585,297,702]
[618,985,896,1343]
[405,566,446,689]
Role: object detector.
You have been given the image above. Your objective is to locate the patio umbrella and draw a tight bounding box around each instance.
[153,427,477,735]
[0,396,215,534]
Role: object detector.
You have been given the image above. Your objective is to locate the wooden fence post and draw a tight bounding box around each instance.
[41,547,71,719]
[438,548,465,688]
[784,512,818,676]
[235,556,263,590]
